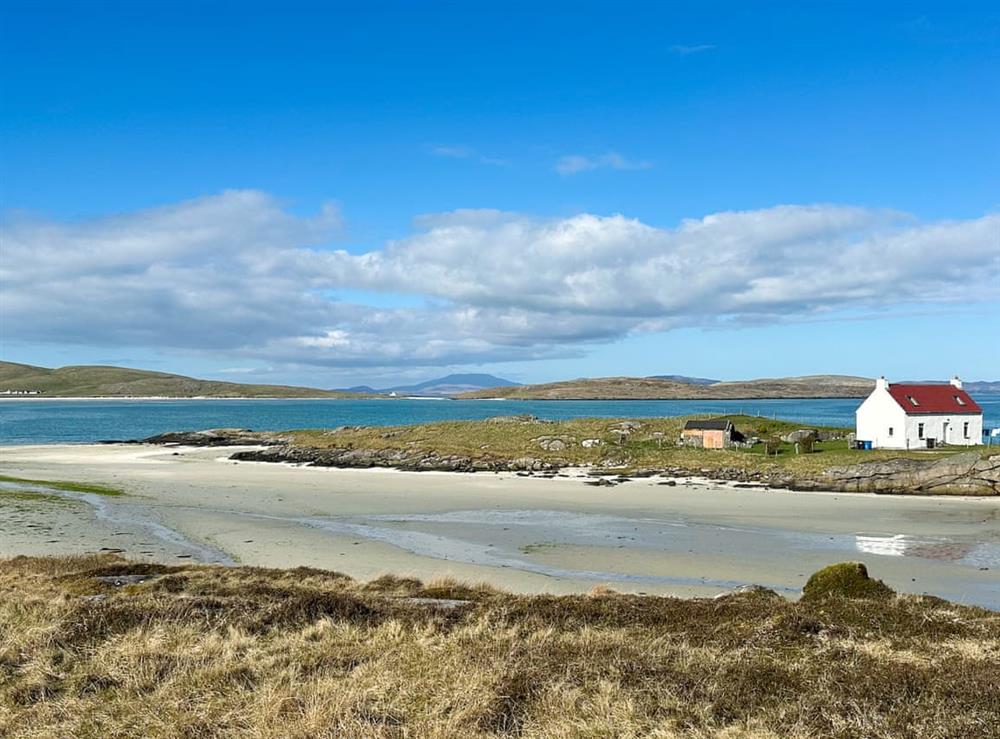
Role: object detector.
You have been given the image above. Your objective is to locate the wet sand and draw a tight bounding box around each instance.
[1,443,998,607]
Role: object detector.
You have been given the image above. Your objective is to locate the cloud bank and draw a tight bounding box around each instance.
[3,190,997,370]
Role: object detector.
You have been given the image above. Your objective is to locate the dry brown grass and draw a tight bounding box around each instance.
[1,555,998,738]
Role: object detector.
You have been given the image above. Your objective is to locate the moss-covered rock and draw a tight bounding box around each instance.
[801,562,894,601]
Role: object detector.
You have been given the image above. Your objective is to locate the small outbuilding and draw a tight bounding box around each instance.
[681,419,735,449]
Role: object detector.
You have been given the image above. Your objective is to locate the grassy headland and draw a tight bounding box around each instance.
[1,554,997,738]
[0,361,354,398]
[276,414,978,473]
[198,414,998,493]
[458,374,875,399]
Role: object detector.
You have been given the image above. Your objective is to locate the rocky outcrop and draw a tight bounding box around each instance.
[533,435,576,451]
[138,428,283,446]
[782,429,818,443]
[610,421,643,433]
[484,414,548,425]
[229,445,560,473]
[810,452,1000,495]
[780,429,845,443]
[224,444,997,494]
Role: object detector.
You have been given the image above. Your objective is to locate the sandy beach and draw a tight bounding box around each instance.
[2,443,998,606]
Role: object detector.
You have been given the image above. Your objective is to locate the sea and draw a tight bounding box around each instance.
[2,394,999,445]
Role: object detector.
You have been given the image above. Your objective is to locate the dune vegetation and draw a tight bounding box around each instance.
[1,555,998,738]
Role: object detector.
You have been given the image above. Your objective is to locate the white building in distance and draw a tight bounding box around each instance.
[856,377,983,449]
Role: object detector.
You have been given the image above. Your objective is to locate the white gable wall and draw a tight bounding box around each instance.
[856,386,907,448]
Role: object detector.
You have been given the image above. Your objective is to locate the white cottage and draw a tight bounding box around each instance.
[856,377,983,449]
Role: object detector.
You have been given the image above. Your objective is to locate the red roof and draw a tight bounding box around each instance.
[887,384,982,415]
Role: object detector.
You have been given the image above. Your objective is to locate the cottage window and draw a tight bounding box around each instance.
[888,427,894,437]
[907,395,919,406]
[964,422,970,439]
[918,423,924,439]
[955,396,966,406]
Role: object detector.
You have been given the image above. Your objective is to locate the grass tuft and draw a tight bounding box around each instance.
[801,562,895,602]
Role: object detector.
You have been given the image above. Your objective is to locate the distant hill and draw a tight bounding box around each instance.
[892,380,999,394]
[458,375,876,400]
[953,381,998,394]
[341,385,378,394]
[648,374,719,385]
[343,374,519,397]
[0,361,353,398]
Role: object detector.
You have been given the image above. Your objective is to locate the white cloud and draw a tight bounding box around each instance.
[555,152,653,175]
[669,44,716,55]
[430,144,475,158]
[429,144,507,167]
[3,190,997,371]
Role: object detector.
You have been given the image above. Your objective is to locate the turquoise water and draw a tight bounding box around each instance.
[1,395,998,445]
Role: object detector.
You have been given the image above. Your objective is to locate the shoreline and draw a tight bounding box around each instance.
[0,395,355,401]
[457,394,869,401]
[157,426,997,496]
[0,394,869,401]
[1,443,998,607]
[4,440,994,502]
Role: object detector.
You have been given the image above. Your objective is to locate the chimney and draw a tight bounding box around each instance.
[875,376,888,391]
[950,376,963,389]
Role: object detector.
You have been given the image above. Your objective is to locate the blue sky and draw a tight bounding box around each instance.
[2,1,998,386]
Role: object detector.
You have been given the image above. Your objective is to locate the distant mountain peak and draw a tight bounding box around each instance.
[339,373,520,397]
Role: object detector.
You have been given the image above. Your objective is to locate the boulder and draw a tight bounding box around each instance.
[714,584,781,600]
[782,429,819,444]
[533,435,575,451]
[509,457,548,472]
[94,574,155,587]
[581,439,603,448]
[142,428,275,446]
[801,562,894,601]
[486,414,542,424]
[610,421,643,432]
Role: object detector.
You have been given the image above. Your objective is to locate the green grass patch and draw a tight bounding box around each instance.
[519,542,560,554]
[0,488,76,506]
[0,474,125,496]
